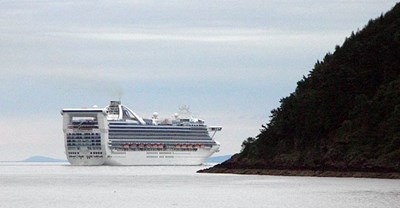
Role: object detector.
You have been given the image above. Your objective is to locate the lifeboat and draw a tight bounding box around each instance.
[123,144,129,149]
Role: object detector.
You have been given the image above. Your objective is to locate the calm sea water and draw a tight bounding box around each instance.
[1,162,399,208]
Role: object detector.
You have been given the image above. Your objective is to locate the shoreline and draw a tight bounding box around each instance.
[198,167,400,179]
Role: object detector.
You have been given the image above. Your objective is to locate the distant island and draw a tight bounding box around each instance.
[206,155,232,163]
[199,3,400,178]
[22,156,67,163]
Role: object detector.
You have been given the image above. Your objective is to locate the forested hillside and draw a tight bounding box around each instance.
[202,3,400,175]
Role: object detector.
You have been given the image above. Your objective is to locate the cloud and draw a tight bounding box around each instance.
[52,28,267,43]
[0,24,348,84]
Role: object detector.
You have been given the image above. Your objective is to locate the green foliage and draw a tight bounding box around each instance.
[240,3,400,171]
[240,137,258,158]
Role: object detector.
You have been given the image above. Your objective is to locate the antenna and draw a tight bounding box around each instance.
[178,105,191,118]
[117,91,123,103]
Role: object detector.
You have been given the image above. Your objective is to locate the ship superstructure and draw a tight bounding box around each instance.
[61,101,221,166]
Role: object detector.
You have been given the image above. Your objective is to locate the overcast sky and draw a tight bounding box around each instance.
[0,0,397,161]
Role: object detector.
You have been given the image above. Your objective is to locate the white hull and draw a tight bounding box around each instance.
[67,157,105,166]
[104,148,218,166]
[67,147,219,166]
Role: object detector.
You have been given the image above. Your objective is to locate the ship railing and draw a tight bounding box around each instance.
[109,147,200,152]
[68,124,99,129]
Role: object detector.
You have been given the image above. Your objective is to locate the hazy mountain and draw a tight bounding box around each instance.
[22,156,67,162]
[207,155,232,163]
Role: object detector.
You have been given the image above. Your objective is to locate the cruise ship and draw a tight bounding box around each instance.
[61,101,221,166]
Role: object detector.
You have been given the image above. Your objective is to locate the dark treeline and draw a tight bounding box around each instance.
[235,3,400,172]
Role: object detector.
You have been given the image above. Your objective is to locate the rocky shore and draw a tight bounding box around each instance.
[198,166,400,179]
[198,154,400,179]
